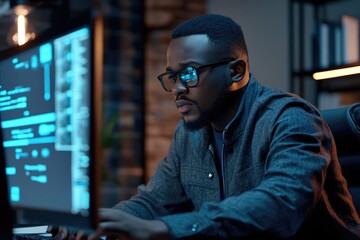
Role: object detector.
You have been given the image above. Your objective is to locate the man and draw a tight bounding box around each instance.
[88,14,360,239]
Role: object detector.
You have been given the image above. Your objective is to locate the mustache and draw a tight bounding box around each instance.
[175,96,197,107]
[175,96,196,103]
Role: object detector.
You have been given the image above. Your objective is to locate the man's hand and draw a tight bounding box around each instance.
[88,208,170,240]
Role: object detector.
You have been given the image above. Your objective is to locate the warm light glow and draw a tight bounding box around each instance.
[313,65,360,80]
[8,5,36,46]
[17,14,26,46]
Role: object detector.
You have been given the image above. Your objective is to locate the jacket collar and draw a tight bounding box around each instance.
[198,74,263,149]
[222,74,263,144]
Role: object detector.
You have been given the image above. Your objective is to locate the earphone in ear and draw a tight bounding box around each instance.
[227,59,249,91]
[233,72,244,82]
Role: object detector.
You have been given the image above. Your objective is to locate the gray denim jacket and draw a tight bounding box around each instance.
[114,76,360,239]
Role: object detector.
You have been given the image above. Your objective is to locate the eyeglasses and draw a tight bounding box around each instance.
[157,59,234,92]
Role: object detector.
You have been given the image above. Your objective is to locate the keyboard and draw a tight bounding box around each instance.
[12,233,57,240]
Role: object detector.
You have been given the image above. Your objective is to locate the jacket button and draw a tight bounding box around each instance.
[208,172,214,179]
[191,223,198,232]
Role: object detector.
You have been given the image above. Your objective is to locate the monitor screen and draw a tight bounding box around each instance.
[0,119,13,239]
[0,12,103,230]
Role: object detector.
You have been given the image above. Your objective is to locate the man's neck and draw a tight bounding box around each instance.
[211,87,245,131]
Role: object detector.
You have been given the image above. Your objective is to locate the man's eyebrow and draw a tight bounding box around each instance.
[165,61,201,72]
[181,60,201,67]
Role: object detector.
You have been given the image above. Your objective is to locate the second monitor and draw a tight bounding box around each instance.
[0,12,103,231]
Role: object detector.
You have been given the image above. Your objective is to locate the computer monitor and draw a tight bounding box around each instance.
[0,11,103,231]
[0,119,13,239]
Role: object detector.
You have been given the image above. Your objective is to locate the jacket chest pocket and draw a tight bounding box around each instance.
[181,167,221,209]
[228,163,265,195]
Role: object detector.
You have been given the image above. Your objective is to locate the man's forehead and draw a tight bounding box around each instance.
[169,34,209,49]
[167,34,218,65]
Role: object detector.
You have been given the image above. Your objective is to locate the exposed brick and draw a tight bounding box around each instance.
[145,10,174,28]
[26,0,207,206]
[144,0,206,178]
[146,0,183,9]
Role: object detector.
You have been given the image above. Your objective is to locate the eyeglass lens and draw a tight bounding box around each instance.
[180,67,198,84]
[162,67,198,91]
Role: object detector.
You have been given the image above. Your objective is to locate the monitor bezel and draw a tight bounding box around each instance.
[0,119,13,239]
[0,10,103,231]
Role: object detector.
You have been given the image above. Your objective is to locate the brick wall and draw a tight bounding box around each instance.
[144,0,206,180]
[100,0,206,206]
[97,0,145,207]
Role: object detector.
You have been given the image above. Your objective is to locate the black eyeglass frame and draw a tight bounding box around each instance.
[157,58,235,92]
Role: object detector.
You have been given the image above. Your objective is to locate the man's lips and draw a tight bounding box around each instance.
[176,100,193,114]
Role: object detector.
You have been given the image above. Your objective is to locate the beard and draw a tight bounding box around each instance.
[184,110,211,130]
[184,86,232,131]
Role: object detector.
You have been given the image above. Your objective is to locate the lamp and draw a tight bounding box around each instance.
[6,0,70,46]
[7,0,38,46]
[313,65,360,80]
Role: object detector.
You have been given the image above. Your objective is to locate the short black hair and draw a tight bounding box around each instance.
[171,14,248,61]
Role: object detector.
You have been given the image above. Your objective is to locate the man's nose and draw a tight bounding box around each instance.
[171,80,188,97]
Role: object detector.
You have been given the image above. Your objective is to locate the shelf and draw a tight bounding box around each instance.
[290,0,360,105]
[293,63,360,92]
[317,74,360,92]
[292,62,360,77]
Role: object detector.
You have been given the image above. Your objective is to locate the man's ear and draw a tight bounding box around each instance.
[228,59,249,92]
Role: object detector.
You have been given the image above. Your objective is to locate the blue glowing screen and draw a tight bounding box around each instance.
[0,27,91,216]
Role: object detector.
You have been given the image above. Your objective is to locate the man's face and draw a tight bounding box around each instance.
[166,34,232,130]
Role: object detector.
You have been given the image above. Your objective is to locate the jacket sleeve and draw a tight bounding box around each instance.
[113,125,194,220]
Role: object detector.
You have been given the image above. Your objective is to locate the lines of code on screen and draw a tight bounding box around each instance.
[0,27,92,216]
